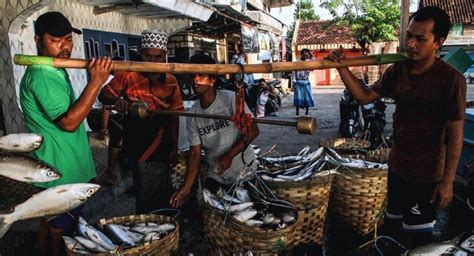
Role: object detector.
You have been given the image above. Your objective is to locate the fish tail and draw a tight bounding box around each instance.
[0,215,12,238]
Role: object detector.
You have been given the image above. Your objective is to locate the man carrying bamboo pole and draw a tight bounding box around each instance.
[170,53,259,208]
[19,12,112,255]
[327,6,466,249]
[99,29,184,214]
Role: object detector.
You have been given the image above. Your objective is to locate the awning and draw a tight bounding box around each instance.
[244,10,284,34]
[84,0,214,21]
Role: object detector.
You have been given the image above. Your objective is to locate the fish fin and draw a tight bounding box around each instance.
[0,215,12,238]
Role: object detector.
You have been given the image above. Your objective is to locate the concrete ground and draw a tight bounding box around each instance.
[1,84,473,255]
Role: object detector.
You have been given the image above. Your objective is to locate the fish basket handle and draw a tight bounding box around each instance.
[148,208,181,220]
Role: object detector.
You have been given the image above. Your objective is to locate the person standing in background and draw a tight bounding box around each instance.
[292,48,315,116]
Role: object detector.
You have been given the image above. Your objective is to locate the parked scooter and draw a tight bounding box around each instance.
[338,80,387,149]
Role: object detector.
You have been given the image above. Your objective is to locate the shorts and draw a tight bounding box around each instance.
[108,113,124,149]
[386,171,437,232]
[86,109,102,132]
[48,205,84,235]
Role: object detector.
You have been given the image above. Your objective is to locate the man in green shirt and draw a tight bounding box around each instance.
[19,12,112,255]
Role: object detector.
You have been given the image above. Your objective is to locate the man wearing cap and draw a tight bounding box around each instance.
[19,12,112,255]
[99,29,184,214]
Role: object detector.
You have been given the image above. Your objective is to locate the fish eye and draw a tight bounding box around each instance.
[87,188,95,195]
[47,171,56,177]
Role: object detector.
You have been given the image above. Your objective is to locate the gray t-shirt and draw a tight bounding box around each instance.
[187,90,256,185]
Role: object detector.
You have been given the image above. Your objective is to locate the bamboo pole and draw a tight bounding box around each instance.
[14,53,407,74]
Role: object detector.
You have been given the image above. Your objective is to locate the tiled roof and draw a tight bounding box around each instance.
[296,20,357,45]
[419,0,473,24]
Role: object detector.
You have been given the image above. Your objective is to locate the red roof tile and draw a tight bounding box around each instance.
[296,20,357,45]
[419,0,473,24]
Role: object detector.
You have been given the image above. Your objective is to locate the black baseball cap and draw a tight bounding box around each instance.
[35,12,82,37]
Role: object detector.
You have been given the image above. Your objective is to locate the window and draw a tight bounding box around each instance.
[451,24,463,36]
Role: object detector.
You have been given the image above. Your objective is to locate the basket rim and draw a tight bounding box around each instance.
[264,173,334,189]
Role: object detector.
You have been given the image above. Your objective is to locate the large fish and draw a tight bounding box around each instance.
[0,183,100,238]
[0,133,42,153]
[0,155,61,183]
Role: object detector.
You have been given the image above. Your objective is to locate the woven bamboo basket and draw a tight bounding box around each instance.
[330,163,388,236]
[342,148,391,163]
[97,214,179,255]
[171,151,208,189]
[319,138,370,154]
[265,175,334,245]
[202,202,296,255]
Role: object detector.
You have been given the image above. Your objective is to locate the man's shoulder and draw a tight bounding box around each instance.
[437,59,465,79]
[25,65,60,77]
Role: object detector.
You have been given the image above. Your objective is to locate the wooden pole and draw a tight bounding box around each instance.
[14,53,407,75]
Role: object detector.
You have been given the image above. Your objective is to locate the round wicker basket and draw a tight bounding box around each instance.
[171,152,208,189]
[330,164,388,236]
[265,175,334,245]
[342,148,391,163]
[319,138,370,154]
[97,214,179,255]
[202,202,297,255]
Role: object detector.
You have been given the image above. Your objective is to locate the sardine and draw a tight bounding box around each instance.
[131,223,175,235]
[62,236,87,251]
[134,222,159,227]
[233,208,257,222]
[143,232,161,243]
[297,146,310,156]
[235,188,251,203]
[245,219,263,227]
[203,189,225,210]
[75,236,107,253]
[0,183,100,238]
[227,202,254,213]
[83,223,117,251]
[263,213,275,224]
[104,223,136,246]
[0,133,42,153]
[282,214,296,223]
[0,155,61,183]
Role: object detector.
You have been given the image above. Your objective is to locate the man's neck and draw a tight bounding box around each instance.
[200,90,217,109]
[410,55,437,75]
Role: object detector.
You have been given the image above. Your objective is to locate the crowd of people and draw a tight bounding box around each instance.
[16,5,467,254]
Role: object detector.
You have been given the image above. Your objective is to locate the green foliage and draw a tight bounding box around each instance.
[287,0,320,48]
[320,0,400,53]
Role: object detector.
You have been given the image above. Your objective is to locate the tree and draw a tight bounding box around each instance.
[287,0,320,49]
[320,0,400,54]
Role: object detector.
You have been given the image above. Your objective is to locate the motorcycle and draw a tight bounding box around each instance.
[338,80,387,149]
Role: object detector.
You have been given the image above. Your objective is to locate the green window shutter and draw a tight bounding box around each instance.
[451,24,464,36]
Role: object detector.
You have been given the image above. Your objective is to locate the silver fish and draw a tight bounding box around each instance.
[75,236,107,253]
[406,233,471,255]
[0,133,42,153]
[131,223,175,235]
[143,232,161,243]
[235,188,251,203]
[110,224,144,243]
[245,219,263,227]
[297,146,311,156]
[263,213,275,224]
[83,223,117,251]
[203,189,225,210]
[227,202,254,213]
[134,222,159,227]
[0,155,61,183]
[0,183,100,238]
[233,209,257,222]
[62,236,87,251]
[104,224,136,246]
[282,214,296,223]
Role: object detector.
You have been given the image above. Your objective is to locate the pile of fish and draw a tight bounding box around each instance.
[203,185,297,231]
[62,216,176,254]
[0,133,100,238]
[256,146,387,182]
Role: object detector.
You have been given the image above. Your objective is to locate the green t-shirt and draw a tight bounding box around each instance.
[19,65,96,188]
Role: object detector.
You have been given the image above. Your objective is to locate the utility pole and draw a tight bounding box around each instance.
[399,0,411,52]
